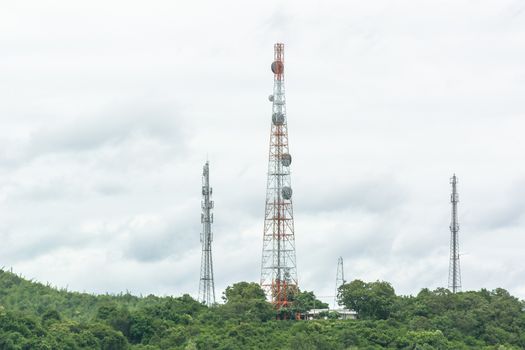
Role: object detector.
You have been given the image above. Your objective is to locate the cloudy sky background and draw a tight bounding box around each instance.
[1,0,524,302]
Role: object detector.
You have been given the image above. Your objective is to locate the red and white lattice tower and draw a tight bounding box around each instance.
[260,43,298,310]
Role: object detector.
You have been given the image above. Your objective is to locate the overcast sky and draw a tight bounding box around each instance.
[1,0,524,303]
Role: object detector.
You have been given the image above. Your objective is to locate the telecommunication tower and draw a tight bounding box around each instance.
[260,43,298,310]
[334,257,345,308]
[448,174,461,293]
[199,161,216,306]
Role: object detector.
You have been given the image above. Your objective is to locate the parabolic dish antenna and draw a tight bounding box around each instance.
[282,186,292,200]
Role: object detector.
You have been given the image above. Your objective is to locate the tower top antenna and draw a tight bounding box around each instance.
[448,174,461,293]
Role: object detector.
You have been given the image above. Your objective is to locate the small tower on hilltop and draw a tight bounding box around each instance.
[260,43,299,312]
[334,257,345,308]
[448,174,462,293]
[199,161,216,306]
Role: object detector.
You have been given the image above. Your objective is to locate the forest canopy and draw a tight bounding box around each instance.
[0,269,524,349]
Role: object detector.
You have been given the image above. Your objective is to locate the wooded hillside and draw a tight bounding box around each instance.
[1,269,523,349]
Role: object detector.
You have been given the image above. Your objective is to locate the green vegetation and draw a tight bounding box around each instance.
[0,270,524,349]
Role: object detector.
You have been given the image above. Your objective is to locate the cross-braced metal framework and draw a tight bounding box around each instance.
[448,174,462,293]
[199,161,216,306]
[260,43,298,310]
[334,257,345,308]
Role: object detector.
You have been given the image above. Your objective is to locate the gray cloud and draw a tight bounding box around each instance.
[0,0,524,300]
[29,103,185,156]
[123,212,199,263]
[472,179,525,230]
[0,224,93,262]
[297,177,407,214]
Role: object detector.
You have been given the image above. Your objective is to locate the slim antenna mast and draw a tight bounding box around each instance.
[448,174,461,293]
[334,257,345,308]
[199,161,216,306]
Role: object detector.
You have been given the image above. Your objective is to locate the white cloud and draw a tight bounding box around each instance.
[0,0,524,300]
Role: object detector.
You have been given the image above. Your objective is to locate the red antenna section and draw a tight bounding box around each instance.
[271,43,285,79]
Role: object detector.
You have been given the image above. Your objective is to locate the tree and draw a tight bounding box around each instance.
[88,323,129,350]
[219,282,274,322]
[292,290,329,314]
[95,303,131,338]
[338,280,396,320]
[222,282,267,303]
[405,330,448,349]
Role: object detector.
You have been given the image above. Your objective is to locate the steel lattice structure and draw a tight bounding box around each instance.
[199,161,216,306]
[334,256,345,308]
[448,174,462,293]
[260,43,298,310]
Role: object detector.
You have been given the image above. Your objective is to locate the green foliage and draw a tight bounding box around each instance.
[338,279,397,319]
[292,290,329,314]
[218,282,275,322]
[1,270,525,349]
[96,303,132,338]
[222,282,266,303]
[404,329,448,349]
